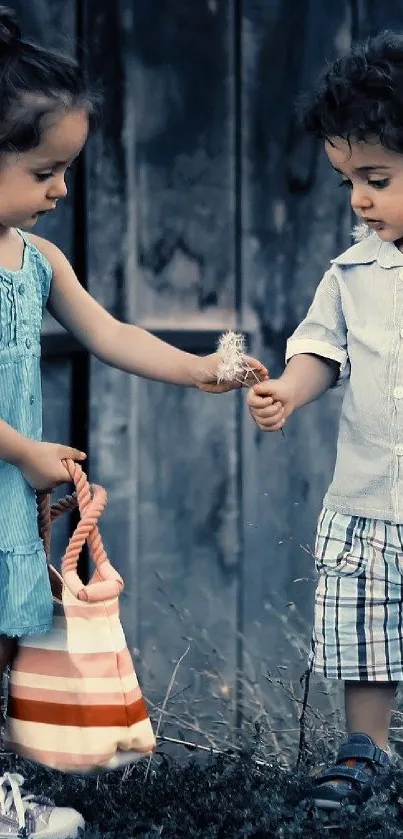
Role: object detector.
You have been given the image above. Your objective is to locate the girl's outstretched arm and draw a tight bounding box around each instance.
[34,235,267,391]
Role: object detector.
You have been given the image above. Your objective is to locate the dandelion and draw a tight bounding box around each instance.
[217,330,259,387]
[217,330,286,438]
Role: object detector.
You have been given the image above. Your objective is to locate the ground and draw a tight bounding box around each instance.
[1,749,403,837]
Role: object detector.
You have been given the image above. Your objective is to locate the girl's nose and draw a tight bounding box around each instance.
[350,185,373,213]
[47,174,67,200]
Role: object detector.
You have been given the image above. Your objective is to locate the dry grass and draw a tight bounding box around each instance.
[3,583,403,835]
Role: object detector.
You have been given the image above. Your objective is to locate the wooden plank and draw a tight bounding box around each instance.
[137,383,240,746]
[128,0,237,320]
[41,361,72,567]
[82,0,140,644]
[116,0,241,742]
[241,0,352,753]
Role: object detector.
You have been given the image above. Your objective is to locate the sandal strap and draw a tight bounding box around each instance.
[336,742,389,768]
[317,764,375,787]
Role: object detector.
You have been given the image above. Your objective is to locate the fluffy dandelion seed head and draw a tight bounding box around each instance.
[217,330,246,383]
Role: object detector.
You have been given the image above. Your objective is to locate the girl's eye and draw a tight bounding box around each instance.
[35,172,53,182]
[368,178,390,190]
[338,179,352,189]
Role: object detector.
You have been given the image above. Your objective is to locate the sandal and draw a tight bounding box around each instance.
[311,732,390,810]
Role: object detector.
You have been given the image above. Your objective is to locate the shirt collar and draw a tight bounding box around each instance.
[331,233,403,269]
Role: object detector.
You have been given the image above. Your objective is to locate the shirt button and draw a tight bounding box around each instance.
[396,445,403,455]
[18,283,25,295]
[394,386,403,399]
[29,395,34,405]
[25,338,31,349]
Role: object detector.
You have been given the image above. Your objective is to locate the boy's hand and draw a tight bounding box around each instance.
[16,440,87,491]
[247,378,295,431]
[194,352,269,393]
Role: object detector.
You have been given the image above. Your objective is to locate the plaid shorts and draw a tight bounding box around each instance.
[309,507,403,681]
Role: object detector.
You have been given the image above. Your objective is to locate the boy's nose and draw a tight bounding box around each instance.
[350,186,373,213]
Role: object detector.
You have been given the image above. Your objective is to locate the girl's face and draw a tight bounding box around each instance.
[0,108,89,229]
[325,137,403,245]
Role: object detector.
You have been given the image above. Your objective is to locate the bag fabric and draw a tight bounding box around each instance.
[5,459,156,773]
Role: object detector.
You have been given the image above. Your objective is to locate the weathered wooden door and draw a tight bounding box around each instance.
[13,0,403,756]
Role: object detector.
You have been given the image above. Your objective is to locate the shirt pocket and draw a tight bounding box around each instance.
[314,512,367,578]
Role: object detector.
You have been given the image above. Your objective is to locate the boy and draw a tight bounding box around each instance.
[247,31,403,809]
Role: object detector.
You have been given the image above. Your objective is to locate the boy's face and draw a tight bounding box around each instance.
[325,137,403,246]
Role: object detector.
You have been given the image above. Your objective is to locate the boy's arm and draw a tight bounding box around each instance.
[247,354,339,431]
[248,267,347,431]
[281,353,340,409]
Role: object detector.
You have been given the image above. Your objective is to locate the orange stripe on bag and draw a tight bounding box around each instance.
[8,696,150,727]
[5,460,156,773]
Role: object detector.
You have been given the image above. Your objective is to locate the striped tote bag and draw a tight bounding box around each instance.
[5,460,156,773]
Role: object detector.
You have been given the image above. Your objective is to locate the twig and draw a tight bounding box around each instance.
[144,645,191,783]
[296,667,311,768]
[146,700,240,755]
[155,733,276,769]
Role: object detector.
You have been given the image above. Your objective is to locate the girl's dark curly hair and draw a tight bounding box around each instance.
[302,31,403,152]
[0,5,97,154]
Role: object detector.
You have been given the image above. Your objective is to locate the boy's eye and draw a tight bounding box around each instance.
[368,178,390,190]
[338,177,390,190]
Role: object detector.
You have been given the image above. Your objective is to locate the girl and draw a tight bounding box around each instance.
[0,7,267,837]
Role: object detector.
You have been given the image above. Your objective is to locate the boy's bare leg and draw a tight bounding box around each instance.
[345,680,398,750]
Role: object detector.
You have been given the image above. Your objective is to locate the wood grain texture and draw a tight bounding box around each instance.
[128,0,237,319]
[82,0,141,642]
[41,361,72,568]
[120,0,241,736]
[241,0,353,732]
[137,383,240,739]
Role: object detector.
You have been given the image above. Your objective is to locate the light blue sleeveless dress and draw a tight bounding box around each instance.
[0,229,53,637]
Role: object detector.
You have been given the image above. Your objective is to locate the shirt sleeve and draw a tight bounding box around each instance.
[285,268,349,385]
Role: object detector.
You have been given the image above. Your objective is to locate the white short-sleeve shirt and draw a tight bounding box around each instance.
[286,233,403,522]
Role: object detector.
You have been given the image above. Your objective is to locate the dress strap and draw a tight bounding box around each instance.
[15,228,29,245]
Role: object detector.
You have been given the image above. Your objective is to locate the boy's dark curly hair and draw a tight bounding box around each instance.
[302,31,403,152]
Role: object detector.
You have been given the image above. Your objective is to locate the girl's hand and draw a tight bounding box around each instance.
[194,352,268,393]
[247,378,295,432]
[16,440,87,491]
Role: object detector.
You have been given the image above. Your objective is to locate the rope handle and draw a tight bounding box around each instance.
[37,459,124,603]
